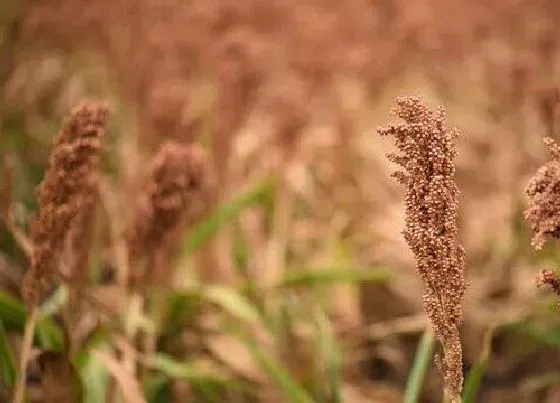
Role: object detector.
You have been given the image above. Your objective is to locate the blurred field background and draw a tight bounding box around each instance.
[2,0,560,402]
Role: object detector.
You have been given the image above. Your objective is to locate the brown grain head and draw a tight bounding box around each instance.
[127,140,212,285]
[378,96,466,397]
[23,101,108,305]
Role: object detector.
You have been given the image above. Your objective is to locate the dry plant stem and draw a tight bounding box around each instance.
[262,168,295,287]
[443,388,461,403]
[138,292,165,381]
[123,293,143,381]
[98,181,136,402]
[12,304,38,403]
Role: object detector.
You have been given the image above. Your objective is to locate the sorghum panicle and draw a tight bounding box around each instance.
[536,268,560,299]
[23,102,108,305]
[127,140,211,284]
[525,137,560,250]
[378,96,466,398]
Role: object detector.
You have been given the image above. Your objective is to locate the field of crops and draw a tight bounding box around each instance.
[2,1,560,402]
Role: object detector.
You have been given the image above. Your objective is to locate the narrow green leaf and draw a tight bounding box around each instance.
[162,292,202,336]
[0,291,26,330]
[0,320,16,388]
[234,331,314,403]
[278,268,390,288]
[170,285,264,328]
[145,374,172,403]
[0,291,64,351]
[151,354,244,402]
[38,284,68,319]
[314,310,342,403]
[183,179,272,254]
[78,353,109,403]
[75,336,112,403]
[404,330,435,403]
[503,320,560,349]
[203,286,262,326]
[462,327,495,403]
[35,319,65,352]
[151,355,207,379]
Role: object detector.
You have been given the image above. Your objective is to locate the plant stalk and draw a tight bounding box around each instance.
[12,304,38,403]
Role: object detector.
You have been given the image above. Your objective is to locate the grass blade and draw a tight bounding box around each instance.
[0,290,64,351]
[314,309,342,403]
[234,330,314,403]
[462,327,495,403]
[203,285,262,325]
[0,290,25,330]
[503,320,560,349]
[183,179,272,254]
[278,267,390,288]
[151,354,244,402]
[78,351,110,403]
[404,330,435,403]
[0,320,16,388]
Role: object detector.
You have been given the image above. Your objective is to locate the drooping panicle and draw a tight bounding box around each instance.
[127,140,211,284]
[378,96,466,399]
[23,102,109,305]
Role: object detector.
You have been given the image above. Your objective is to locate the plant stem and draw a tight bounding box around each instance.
[442,389,461,403]
[12,304,38,403]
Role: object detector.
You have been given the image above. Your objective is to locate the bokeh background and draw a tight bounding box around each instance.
[2,0,560,402]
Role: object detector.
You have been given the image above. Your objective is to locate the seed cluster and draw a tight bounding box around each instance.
[525,137,560,250]
[536,269,560,299]
[23,102,108,305]
[378,96,466,398]
[127,141,211,284]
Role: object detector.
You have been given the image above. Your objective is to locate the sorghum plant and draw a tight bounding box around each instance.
[15,101,108,403]
[378,96,466,402]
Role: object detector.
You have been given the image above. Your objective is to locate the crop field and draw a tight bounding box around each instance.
[1,1,560,402]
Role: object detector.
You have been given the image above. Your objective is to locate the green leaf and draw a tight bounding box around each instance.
[75,334,113,403]
[0,320,16,389]
[78,352,109,403]
[0,291,26,330]
[203,286,262,326]
[404,330,434,403]
[314,310,342,403]
[503,320,560,349]
[0,291,64,351]
[38,284,68,319]
[183,179,272,255]
[151,354,244,402]
[278,268,390,288]
[35,319,65,352]
[462,327,495,403]
[234,331,314,403]
[162,292,202,336]
[145,374,172,403]
[170,285,264,328]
